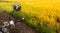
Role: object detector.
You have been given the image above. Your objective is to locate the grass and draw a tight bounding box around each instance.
[0,0,60,33]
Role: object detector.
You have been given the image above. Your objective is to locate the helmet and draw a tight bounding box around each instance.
[13,4,21,11]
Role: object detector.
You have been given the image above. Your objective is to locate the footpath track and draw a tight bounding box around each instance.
[0,11,37,33]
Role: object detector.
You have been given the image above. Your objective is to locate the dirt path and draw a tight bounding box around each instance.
[0,11,37,33]
[10,22,37,33]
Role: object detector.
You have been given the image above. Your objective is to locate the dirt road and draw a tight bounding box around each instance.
[0,11,37,33]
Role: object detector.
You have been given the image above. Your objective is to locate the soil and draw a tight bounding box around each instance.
[0,11,37,33]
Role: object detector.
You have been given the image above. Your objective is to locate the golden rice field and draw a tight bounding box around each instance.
[0,0,60,33]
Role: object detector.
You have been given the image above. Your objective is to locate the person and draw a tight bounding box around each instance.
[9,4,21,20]
[13,4,21,12]
[1,26,9,33]
[12,4,25,23]
[0,20,15,33]
[0,21,9,33]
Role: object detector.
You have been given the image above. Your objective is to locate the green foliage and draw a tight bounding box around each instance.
[0,2,58,33]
